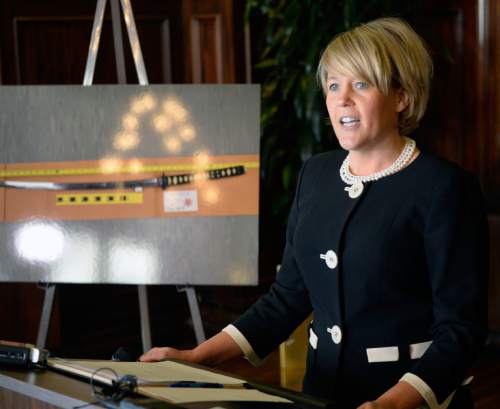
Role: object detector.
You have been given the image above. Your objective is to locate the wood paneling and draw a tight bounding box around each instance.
[410,0,499,211]
[182,0,243,83]
[0,0,248,84]
[412,8,465,165]
[10,16,177,85]
[483,0,500,208]
[409,2,474,170]
[0,283,60,349]
[0,0,184,84]
[481,0,500,334]
[190,14,223,83]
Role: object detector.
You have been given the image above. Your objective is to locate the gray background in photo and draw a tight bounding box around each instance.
[0,84,260,285]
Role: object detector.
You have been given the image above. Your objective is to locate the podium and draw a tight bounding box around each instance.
[0,366,103,409]
[0,361,334,409]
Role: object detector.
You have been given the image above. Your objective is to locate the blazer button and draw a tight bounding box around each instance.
[320,250,338,269]
[327,325,342,344]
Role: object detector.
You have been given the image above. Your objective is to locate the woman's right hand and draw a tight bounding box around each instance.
[138,346,197,363]
[138,331,243,365]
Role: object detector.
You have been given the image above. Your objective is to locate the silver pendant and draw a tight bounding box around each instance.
[345,180,363,198]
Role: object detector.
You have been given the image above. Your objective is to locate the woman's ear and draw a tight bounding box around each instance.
[395,88,409,113]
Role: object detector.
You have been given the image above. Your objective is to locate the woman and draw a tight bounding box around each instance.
[140,18,488,409]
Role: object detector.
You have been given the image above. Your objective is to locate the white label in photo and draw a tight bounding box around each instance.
[163,190,198,212]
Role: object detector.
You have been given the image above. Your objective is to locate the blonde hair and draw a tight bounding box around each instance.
[317,17,433,135]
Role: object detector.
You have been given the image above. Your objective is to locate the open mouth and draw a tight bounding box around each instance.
[339,116,360,127]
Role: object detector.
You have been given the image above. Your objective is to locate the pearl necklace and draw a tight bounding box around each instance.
[339,137,416,198]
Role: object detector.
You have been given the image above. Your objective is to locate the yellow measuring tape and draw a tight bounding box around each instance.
[0,162,260,178]
[56,192,143,206]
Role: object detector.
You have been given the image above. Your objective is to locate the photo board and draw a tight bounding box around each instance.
[0,84,260,285]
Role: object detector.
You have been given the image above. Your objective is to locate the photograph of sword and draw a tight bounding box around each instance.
[0,165,245,191]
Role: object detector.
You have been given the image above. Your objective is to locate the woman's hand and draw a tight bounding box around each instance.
[357,401,396,409]
[138,331,244,365]
[357,380,424,409]
[138,347,197,362]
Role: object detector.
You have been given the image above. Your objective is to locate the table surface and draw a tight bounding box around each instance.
[0,363,333,409]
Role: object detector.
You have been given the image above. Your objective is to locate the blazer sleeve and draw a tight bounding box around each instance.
[231,160,313,360]
[409,169,489,403]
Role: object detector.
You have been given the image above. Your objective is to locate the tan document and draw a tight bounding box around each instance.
[48,358,291,404]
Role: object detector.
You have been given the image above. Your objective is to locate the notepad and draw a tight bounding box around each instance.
[48,358,292,404]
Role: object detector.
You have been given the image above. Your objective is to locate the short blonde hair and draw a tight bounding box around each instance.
[317,17,433,135]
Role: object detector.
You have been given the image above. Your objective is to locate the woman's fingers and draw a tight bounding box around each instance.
[139,347,195,362]
[139,347,179,362]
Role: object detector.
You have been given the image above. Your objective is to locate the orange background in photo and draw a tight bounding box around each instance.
[2,154,259,222]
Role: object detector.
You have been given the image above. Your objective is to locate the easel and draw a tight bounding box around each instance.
[36,0,206,352]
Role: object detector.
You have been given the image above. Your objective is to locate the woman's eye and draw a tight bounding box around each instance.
[328,83,339,91]
[354,81,369,89]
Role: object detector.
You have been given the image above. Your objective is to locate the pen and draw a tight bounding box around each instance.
[138,380,247,389]
[169,381,222,388]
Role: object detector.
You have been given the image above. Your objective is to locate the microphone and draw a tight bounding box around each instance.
[111,346,141,362]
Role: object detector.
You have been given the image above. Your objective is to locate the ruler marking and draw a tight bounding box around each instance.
[56,192,143,206]
[1,162,259,178]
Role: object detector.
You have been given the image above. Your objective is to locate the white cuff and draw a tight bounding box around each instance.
[222,324,265,366]
[400,373,455,409]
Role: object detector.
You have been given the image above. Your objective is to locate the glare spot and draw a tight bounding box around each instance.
[128,158,144,174]
[229,270,248,284]
[131,93,157,114]
[203,186,220,204]
[15,222,64,263]
[53,231,98,282]
[100,157,123,174]
[142,94,156,111]
[193,151,211,168]
[113,132,139,151]
[164,136,181,153]
[122,114,139,131]
[179,125,196,142]
[153,114,173,132]
[163,99,188,122]
[109,241,158,283]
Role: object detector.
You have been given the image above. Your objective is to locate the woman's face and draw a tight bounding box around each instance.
[325,72,407,152]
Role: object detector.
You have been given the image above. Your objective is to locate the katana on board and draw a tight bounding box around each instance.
[0,165,245,191]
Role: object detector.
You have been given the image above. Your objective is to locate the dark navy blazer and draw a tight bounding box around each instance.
[233,150,489,408]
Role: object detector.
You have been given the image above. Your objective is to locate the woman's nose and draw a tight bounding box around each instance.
[337,87,353,106]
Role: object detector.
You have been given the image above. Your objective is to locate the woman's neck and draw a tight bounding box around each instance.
[348,136,407,176]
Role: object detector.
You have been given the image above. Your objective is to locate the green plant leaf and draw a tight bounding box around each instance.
[254,59,278,69]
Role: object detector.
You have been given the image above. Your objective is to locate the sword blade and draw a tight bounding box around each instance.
[0,166,246,191]
[0,179,159,190]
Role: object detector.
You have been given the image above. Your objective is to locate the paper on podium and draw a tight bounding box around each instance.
[48,358,292,404]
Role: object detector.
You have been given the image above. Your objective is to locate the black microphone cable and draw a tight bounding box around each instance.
[73,367,138,409]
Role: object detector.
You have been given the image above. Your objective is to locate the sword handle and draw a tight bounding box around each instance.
[161,166,246,190]
[207,166,245,179]
[160,174,192,189]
